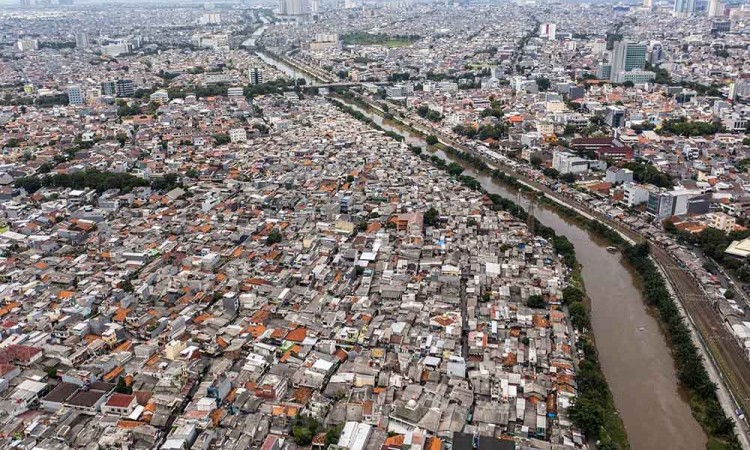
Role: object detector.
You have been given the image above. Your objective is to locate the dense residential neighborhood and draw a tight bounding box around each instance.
[1,0,750,449]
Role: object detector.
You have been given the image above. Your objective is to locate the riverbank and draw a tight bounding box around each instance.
[337,94,740,449]
[428,133,740,450]
[328,96,630,450]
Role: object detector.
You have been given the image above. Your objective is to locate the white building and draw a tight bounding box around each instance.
[230,128,247,143]
[16,39,38,51]
[706,212,736,232]
[552,151,591,174]
[336,422,372,450]
[149,90,170,104]
[622,182,650,206]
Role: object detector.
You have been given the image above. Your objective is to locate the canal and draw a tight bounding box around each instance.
[256,51,315,85]
[340,100,707,450]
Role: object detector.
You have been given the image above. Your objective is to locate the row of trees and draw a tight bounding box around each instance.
[622,160,673,188]
[14,170,181,195]
[623,243,740,447]
[416,105,443,122]
[452,123,508,140]
[659,117,724,137]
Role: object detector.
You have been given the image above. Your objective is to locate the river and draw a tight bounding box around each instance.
[341,100,707,450]
[256,51,315,85]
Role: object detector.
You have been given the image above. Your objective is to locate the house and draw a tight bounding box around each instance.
[102,393,138,416]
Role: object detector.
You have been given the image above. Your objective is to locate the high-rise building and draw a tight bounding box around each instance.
[101,81,116,96]
[648,42,664,64]
[115,79,135,98]
[75,32,88,49]
[643,0,653,9]
[67,85,85,106]
[610,40,647,82]
[249,68,263,85]
[539,23,556,40]
[673,0,696,17]
[708,0,723,17]
[278,0,311,21]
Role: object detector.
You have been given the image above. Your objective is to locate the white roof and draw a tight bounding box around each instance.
[16,379,47,394]
[312,358,334,372]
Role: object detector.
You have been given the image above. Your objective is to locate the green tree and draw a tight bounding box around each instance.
[569,302,588,331]
[527,295,546,308]
[424,207,440,227]
[425,135,439,145]
[563,286,585,305]
[115,376,132,394]
[212,133,231,146]
[266,229,282,245]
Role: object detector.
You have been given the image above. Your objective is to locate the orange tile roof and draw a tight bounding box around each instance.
[285,327,307,342]
[103,365,124,382]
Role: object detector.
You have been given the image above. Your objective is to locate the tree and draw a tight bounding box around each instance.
[536,77,551,91]
[212,133,231,146]
[569,302,588,331]
[530,154,543,168]
[527,295,546,308]
[266,229,282,245]
[447,162,464,176]
[663,220,678,234]
[622,80,634,88]
[425,135,439,145]
[560,173,577,183]
[563,286,585,305]
[725,290,735,299]
[121,279,134,293]
[292,426,313,445]
[542,167,560,179]
[570,395,604,437]
[424,207,439,227]
[326,425,344,445]
[45,366,58,379]
[115,376,132,394]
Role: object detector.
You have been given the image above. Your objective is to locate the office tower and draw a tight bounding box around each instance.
[67,85,84,106]
[279,0,311,19]
[673,0,696,17]
[115,79,135,98]
[610,40,647,82]
[249,68,263,85]
[648,42,663,64]
[19,0,31,7]
[100,81,116,96]
[539,23,556,41]
[75,32,88,49]
[708,0,723,16]
[643,0,653,8]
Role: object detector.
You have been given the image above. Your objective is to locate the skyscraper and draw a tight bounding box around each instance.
[249,68,263,85]
[673,0,696,17]
[75,32,88,49]
[67,85,84,106]
[643,0,653,9]
[708,0,723,17]
[278,0,311,21]
[610,40,647,82]
[115,79,135,98]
